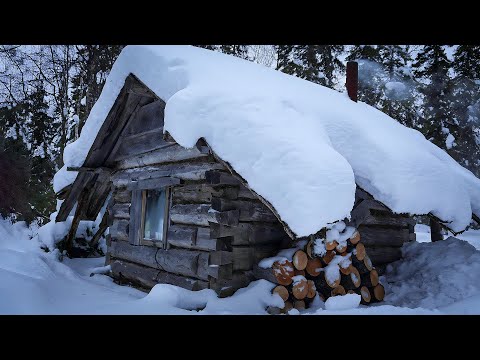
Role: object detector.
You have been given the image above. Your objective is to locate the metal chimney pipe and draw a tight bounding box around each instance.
[346,61,358,102]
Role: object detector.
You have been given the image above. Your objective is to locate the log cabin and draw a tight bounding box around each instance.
[53,46,480,298]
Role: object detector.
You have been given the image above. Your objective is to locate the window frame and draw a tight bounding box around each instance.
[139,186,172,248]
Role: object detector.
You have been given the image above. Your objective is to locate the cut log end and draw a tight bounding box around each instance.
[293,250,308,271]
[305,258,322,277]
[372,284,385,301]
[350,230,361,245]
[305,239,314,259]
[272,260,295,286]
[325,240,338,251]
[355,243,366,261]
[364,255,373,271]
[282,301,294,314]
[294,300,306,310]
[294,269,306,277]
[360,286,371,304]
[322,250,336,265]
[272,285,289,302]
[340,264,352,275]
[350,267,361,288]
[331,285,346,297]
[306,280,316,299]
[292,278,308,300]
[336,243,347,253]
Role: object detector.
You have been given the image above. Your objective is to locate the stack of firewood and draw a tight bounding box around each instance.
[253,224,385,313]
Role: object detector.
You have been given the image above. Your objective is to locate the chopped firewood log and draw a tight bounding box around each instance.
[340,264,352,275]
[354,243,366,261]
[341,267,361,289]
[347,290,356,294]
[267,306,282,315]
[364,255,373,271]
[305,258,322,277]
[272,260,295,286]
[293,250,308,271]
[336,242,347,253]
[292,277,308,300]
[272,285,289,302]
[370,284,385,302]
[294,269,306,277]
[359,286,371,305]
[352,254,372,274]
[321,250,336,265]
[294,300,306,310]
[282,301,294,314]
[305,239,314,259]
[325,240,338,251]
[349,230,361,245]
[361,269,379,287]
[315,271,341,290]
[306,280,316,299]
[331,285,346,296]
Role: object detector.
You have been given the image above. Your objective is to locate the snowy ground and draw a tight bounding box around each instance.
[1,218,480,314]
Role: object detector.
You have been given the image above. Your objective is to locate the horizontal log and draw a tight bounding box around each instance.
[232,245,281,271]
[209,222,290,246]
[170,204,239,226]
[361,214,413,228]
[167,225,221,251]
[366,247,402,265]
[117,144,210,169]
[237,185,258,200]
[110,259,208,291]
[205,170,241,185]
[172,184,239,204]
[113,128,173,161]
[209,272,253,297]
[195,252,233,280]
[126,176,182,190]
[109,240,207,280]
[113,189,131,203]
[211,198,278,223]
[358,226,410,247]
[111,203,130,219]
[110,219,129,241]
[112,161,225,187]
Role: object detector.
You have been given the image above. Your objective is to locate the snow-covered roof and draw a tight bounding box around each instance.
[54,45,480,236]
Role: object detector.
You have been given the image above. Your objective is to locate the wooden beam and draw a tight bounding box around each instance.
[170,204,239,227]
[126,176,182,191]
[90,211,109,249]
[430,217,443,242]
[357,226,410,247]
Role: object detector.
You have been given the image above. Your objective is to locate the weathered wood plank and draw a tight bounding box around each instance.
[209,272,254,297]
[211,197,278,223]
[117,145,210,170]
[166,224,220,251]
[112,203,130,219]
[365,247,402,265]
[110,241,207,280]
[237,185,257,200]
[209,222,291,246]
[110,219,129,242]
[112,162,225,187]
[122,99,165,137]
[232,245,280,271]
[205,170,241,185]
[170,204,239,226]
[361,214,412,228]
[129,190,143,245]
[358,226,410,247]
[172,184,238,204]
[113,189,131,203]
[56,172,94,222]
[111,259,208,291]
[126,176,181,191]
[114,128,174,161]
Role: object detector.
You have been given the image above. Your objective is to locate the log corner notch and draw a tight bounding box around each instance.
[346,61,358,102]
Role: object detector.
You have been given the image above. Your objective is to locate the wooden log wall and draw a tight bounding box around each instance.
[352,188,416,273]
[105,106,292,296]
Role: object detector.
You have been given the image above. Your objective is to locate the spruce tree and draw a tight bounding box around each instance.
[413,45,454,149]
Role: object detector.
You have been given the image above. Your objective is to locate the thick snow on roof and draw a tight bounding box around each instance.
[54,45,480,236]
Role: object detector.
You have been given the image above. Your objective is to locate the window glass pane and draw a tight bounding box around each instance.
[143,189,167,241]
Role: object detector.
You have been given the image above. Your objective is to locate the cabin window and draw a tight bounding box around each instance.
[141,187,170,244]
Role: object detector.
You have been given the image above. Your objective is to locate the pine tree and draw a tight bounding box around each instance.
[451,45,480,175]
[275,45,344,88]
[413,45,454,149]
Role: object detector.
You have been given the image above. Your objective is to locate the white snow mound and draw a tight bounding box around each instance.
[54,45,480,236]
